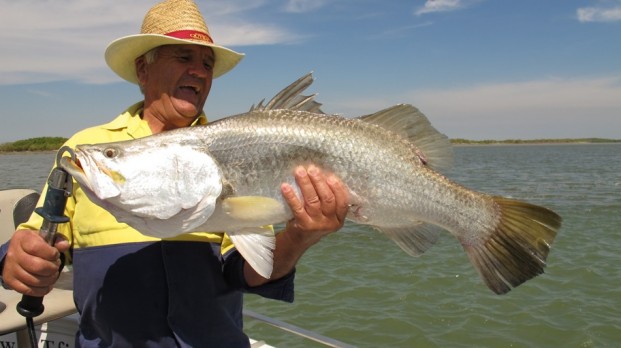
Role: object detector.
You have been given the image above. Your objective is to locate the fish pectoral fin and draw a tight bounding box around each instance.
[228,227,276,279]
[379,223,442,257]
[222,196,287,225]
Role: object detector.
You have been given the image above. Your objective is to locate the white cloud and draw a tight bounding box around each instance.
[413,77,621,113]
[413,76,621,139]
[0,0,299,85]
[371,22,434,40]
[284,0,326,13]
[577,4,621,22]
[213,22,302,46]
[415,0,465,16]
[330,76,621,139]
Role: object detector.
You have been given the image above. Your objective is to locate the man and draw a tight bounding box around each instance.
[0,0,348,346]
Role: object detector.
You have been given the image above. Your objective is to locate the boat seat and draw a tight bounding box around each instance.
[0,189,40,244]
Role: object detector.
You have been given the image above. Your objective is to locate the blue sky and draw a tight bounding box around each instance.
[0,0,619,142]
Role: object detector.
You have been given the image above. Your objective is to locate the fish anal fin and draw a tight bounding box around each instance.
[228,227,276,279]
[462,197,561,295]
[358,104,453,171]
[222,196,287,224]
[379,223,442,257]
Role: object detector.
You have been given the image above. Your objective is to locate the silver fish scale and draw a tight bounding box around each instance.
[193,109,472,229]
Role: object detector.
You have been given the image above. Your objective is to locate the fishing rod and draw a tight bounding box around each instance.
[16,146,74,348]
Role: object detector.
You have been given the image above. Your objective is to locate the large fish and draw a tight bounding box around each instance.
[60,73,561,294]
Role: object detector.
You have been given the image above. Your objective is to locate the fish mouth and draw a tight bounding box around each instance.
[59,155,84,176]
[59,153,123,199]
[59,154,94,193]
[60,154,125,185]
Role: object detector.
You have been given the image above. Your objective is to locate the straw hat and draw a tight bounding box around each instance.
[105,0,244,83]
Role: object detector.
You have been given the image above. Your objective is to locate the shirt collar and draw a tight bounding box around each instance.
[102,101,208,139]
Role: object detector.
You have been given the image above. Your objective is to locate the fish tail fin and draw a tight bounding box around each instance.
[462,197,561,294]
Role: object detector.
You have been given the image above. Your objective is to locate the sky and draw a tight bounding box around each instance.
[0,0,620,142]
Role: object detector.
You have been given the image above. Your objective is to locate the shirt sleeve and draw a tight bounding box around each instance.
[222,249,295,303]
[0,241,9,281]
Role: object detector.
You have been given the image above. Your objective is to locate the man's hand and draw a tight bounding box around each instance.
[280,165,349,247]
[244,165,349,286]
[2,229,69,296]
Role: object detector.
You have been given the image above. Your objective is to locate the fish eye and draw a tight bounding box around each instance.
[103,148,118,158]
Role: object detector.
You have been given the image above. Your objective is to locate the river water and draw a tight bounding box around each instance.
[1,144,619,347]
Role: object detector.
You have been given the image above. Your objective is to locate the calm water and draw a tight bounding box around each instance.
[1,145,620,347]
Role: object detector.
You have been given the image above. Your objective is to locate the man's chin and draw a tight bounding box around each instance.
[172,99,203,118]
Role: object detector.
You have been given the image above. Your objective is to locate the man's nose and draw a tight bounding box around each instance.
[188,61,210,78]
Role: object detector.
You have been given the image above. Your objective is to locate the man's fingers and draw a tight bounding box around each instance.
[281,182,305,217]
[295,167,322,215]
[53,235,71,253]
[327,174,349,222]
[3,229,64,295]
[306,166,338,216]
[20,230,62,262]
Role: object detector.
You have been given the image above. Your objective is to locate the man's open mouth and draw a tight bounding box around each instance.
[180,85,200,95]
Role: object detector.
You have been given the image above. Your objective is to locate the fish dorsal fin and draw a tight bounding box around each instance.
[250,73,324,114]
[359,104,453,171]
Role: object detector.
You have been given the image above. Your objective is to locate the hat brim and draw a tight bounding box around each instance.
[105,34,244,84]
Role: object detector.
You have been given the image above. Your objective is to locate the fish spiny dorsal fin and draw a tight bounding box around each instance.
[359,104,453,171]
[249,73,324,114]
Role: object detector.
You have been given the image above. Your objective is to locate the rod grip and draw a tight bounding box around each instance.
[16,165,71,319]
[16,295,45,318]
[16,252,66,318]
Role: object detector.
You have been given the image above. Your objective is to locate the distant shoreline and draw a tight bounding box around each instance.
[452,141,621,147]
[450,138,620,145]
[452,142,621,148]
[0,137,67,152]
[0,150,57,155]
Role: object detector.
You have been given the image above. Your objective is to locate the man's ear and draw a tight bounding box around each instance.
[135,56,147,86]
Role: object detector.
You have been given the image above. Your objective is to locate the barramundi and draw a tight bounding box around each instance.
[60,73,561,294]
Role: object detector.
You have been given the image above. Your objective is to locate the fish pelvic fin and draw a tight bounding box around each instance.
[463,197,561,295]
[222,196,288,224]
[250,73,324,114]
[380,223,442,256]
[358,104,453,172]
[228,227,276,279]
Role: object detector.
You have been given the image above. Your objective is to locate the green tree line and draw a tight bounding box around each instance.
[0,137,68,152]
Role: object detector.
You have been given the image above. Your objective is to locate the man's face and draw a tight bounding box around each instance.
[137,44,215,127]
